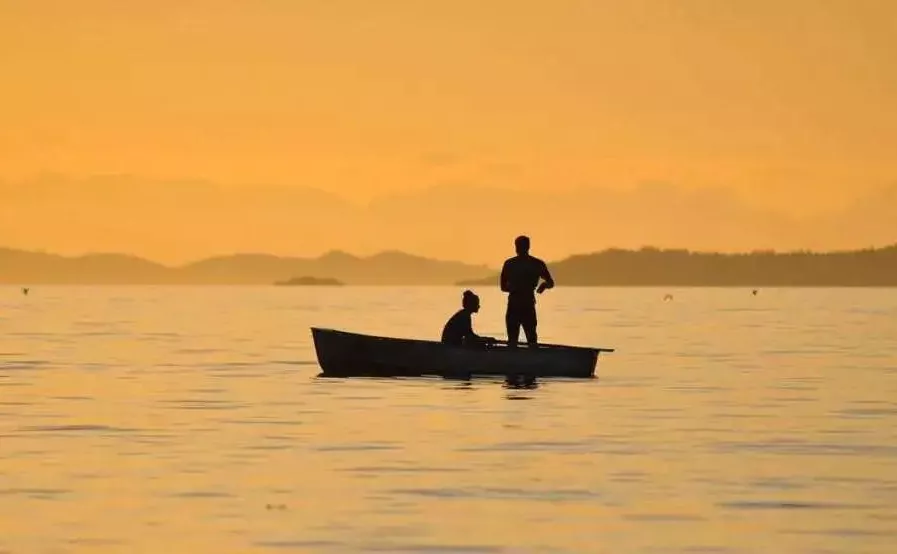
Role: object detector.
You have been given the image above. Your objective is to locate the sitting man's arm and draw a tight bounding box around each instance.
[465,316,479,339]
[461,313,490,345]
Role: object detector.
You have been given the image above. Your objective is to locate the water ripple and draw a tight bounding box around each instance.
[16,424,141,434]
[719,500,881,511]
[255,540,344,549]
[392,487,602,502]
[0,488,70,499]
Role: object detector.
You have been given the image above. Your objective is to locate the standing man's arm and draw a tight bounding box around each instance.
[537,259,555,293]
[500,260,511,292]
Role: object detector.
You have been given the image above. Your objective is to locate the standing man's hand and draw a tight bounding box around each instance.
[537,259,554,294]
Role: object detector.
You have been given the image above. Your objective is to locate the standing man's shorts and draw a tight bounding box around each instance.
[506,297,538,346]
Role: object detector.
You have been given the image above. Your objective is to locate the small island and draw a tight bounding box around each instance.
[274,276,345,286]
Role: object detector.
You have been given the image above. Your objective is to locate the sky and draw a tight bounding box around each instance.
[1,0,895,262]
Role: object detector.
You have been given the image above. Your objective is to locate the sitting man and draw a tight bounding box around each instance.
[441,290,496,347]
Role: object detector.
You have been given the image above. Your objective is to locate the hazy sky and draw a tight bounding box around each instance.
[1,1,895,260]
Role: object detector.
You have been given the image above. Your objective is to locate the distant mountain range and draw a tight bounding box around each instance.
[459,244,897,287]
[3,244,896,286]
[3,176,897,266]
[0,248,493,285]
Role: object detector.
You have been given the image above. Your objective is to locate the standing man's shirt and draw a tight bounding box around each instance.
[500,255,554,305]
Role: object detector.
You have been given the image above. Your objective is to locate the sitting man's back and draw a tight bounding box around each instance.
[441,290,492,346]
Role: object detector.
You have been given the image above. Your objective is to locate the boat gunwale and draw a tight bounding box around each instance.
[310,326,614,354]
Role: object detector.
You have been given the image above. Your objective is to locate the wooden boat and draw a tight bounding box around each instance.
[310,327,614,379]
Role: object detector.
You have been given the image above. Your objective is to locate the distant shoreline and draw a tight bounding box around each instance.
[458,245,897,288]
[275,276,345,286]
[3,244,896,286]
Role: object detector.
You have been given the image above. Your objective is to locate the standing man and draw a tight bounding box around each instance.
[500,235,555,347]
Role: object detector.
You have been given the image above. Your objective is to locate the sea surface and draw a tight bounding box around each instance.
[1,286,896,554]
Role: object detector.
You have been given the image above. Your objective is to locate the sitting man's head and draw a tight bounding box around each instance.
[462,290,480,313]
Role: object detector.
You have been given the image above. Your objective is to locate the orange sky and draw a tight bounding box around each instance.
[1,1,895,262]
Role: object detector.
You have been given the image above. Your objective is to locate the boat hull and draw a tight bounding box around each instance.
[310,327,605,379]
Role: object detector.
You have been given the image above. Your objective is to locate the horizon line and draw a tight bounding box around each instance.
[4,241,896,269]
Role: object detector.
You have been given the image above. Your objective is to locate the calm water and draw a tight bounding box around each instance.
[1,286,896,554]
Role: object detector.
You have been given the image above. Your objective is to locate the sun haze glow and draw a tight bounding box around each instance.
[1,0,895,263]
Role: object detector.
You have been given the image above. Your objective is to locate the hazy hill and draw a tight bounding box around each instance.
[176,250,493,285]
[0,249,173,284]
[459,245,897,287]
[7,244,895,286]
[4,176,897,266]
[0,248,493,285]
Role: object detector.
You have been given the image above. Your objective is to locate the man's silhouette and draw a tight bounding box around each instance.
[500,235,554,347]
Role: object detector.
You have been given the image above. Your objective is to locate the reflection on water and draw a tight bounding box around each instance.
[0,286,896,553]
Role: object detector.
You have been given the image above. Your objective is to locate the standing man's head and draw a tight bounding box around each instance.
[514,235,530,255]
[462,290,480,313]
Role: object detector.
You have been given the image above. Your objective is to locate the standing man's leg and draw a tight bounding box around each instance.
[506,303,521,347]
[521,303,538,347]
